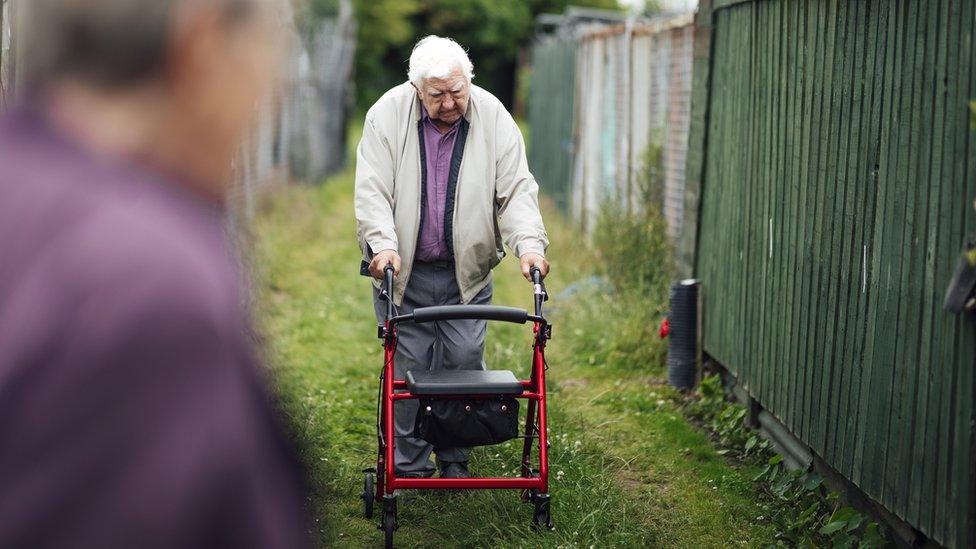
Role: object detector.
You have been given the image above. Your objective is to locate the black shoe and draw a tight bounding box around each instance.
[439,461,471,479]
[396,469,435,479]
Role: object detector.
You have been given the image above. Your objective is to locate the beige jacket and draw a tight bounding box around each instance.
[355,82,548,305]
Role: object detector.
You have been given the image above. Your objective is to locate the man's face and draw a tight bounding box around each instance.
[416,69,469,126]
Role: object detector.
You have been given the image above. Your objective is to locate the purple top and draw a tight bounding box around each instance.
[415,106,461,262]
[0,108,309,549]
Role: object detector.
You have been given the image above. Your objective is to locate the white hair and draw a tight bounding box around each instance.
[408,35,474,87]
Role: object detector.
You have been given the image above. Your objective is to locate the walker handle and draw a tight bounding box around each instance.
[530,267,544,285]
[530,267,547,317]
[409,304,531,324]
[382,265,395,320]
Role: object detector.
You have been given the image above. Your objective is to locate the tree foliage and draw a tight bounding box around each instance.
[350,0,622,111]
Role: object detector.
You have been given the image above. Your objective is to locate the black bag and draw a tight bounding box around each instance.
[414,398,520,448]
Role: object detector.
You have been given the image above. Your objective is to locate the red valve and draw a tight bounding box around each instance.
[659,317,670,339]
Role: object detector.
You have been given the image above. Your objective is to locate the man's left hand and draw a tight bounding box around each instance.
[520,253,550,281]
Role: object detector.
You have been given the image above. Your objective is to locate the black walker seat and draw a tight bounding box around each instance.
[405,370,524,396]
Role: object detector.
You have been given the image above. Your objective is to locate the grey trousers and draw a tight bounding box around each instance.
[373,260,491,475]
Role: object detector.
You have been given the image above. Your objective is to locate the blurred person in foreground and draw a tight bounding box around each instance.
[0,1,309,547]
[355,36,549,479]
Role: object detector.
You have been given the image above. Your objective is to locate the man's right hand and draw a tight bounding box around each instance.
[369,249,401,279]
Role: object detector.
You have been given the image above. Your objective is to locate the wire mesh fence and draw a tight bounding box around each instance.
[527,30,578,215]
[528,13,694,239]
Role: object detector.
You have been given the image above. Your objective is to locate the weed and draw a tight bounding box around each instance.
[685,375,889,548]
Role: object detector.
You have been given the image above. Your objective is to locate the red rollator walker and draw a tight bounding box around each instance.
[360,265,553,547]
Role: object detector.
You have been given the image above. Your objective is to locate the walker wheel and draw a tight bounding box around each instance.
[530,492,553,530]
[381,495,397,548]
[361,470,375,519]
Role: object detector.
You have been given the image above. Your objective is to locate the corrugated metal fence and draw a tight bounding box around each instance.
[529,14,694,238]
[688,0,975,546]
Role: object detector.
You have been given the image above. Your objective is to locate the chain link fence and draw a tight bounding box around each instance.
[529,12,694,240]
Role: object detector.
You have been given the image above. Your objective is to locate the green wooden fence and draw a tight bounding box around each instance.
[690,0,975,546]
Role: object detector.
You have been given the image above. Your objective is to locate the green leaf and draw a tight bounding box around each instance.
[801,474,822,491]
[845,513,864,532]
[745,436,758,452]
[828,506,859,524]
[797,502,819,522]
[771,476,788,495]
[768,454,784,466]
[818,520,847,535]
[752,465,771,482]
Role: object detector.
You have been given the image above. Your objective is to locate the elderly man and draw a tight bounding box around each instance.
[355,35,550,479]
[0,1,308,547]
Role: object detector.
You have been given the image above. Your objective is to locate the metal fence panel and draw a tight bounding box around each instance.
[664,24,693,240]
[528,32,578,214]
[529,14,695,238]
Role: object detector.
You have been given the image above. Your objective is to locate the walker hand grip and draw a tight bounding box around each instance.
[378,265,395,322]
[411,305,529,324]
[530,267,548,318]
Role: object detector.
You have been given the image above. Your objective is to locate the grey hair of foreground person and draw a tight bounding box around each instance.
[20,0,259,90]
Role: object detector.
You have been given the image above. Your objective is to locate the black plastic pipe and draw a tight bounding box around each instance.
[667,279,700,390]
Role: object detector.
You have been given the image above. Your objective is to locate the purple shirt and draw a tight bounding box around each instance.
[415,106,461,262]
[0,108,309,549]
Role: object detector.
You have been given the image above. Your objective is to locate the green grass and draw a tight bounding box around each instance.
[253,124,779,547]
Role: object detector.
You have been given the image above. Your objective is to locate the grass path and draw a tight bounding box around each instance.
[254,128,778,547]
